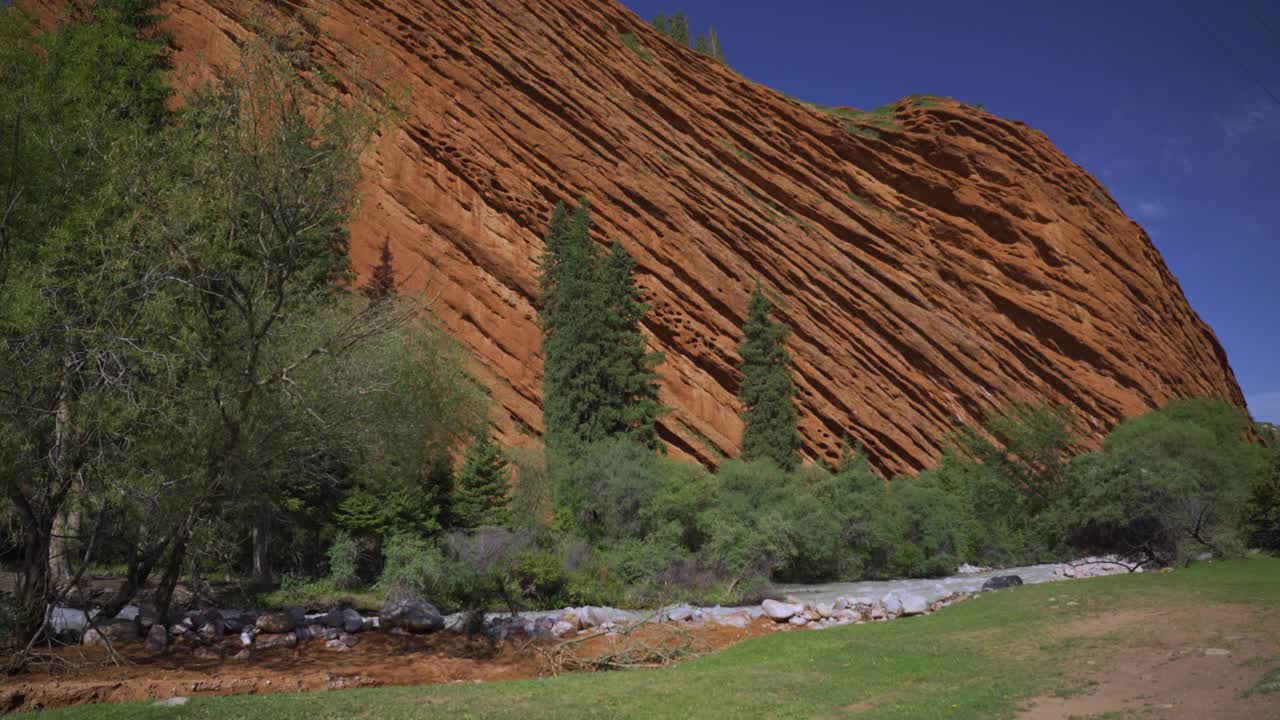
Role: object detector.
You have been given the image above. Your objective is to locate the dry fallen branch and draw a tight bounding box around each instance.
[527,615,711,677]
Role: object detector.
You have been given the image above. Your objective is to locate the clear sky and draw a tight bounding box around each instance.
[625,0,1280,423]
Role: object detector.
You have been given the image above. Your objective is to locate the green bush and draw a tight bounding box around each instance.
[378,534,478,610]
[563,439,665,541]
[1059,399,1270,566]
[1244,455,1280,552]
[326,531,360,590]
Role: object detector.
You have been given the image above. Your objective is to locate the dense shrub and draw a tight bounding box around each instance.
[563,439,665,540]
[1244,456,1280,552]
[1059,399,1270,566]
[326,531,361,590]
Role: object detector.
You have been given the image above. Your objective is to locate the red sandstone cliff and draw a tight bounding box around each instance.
[19,0,1247,474]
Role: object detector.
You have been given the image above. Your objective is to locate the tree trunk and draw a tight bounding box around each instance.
[48,349,79,589]
[14,514,53,647]
[252,509,273,590]
[153,530,189,624]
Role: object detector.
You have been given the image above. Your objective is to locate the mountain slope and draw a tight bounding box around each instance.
[21,0,1246,474]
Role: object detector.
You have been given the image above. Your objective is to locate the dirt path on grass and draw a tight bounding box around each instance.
[0,618,780,714]
[1020,605,1280,720]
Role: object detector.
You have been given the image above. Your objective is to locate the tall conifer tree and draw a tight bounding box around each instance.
[538,201,664,461]
[737,284,800,470]
[453,429,511,529]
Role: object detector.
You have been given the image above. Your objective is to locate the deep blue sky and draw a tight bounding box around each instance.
[626,0,1280,423]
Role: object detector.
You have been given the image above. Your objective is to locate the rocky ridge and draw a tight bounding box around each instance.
[21,0,1247,473]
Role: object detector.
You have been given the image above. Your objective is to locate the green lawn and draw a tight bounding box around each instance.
[38,557,1280,719]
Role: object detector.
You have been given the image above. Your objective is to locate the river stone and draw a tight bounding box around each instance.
[255,632,299,651]
[144,624,170,652]
[788,615,808,627]
[881,593,903,616]
[381,598,444,634]
[83,618,139,646]
[714,612,751,628]
[982,575,1024,591]
[815,602,834,618]
[221,610,245,634]
[551,621,576,638]
[900,594,929,616]
[341,608,364,634]
[255,611,296,634]
[667,606,694,622]
[762,598,802,621]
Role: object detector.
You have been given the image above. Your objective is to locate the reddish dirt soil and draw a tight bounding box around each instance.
[0,619,780,714]
[1020,605,1280,720]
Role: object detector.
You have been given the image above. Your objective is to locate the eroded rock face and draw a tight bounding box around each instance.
[22,0,1246,473]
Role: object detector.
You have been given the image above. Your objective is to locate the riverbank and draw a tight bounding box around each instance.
[28,556,1280,720]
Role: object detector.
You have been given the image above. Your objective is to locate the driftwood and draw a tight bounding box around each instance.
[526,612,711,677]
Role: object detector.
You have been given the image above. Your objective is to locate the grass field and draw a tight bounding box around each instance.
[36,556,1280,719]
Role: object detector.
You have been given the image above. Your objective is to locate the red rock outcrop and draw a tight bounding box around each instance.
[20,0,1246,474]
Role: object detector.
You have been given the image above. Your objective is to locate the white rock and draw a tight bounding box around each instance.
[713,612,750,628]
[551,621,576,638]
[155,697,189,707]
[762,598,802,622]
[881,593,903,616]
[666,607,694,623]
[900,595,928,616]
[788,615,808,627]
[1203,648,1230,656]
[815,602,834,618]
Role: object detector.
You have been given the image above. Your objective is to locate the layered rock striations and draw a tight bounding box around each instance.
[22,0,1246,473]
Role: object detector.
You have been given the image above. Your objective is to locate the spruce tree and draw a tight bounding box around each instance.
[364,238,397,301]
[601,240,664,449]
[671,11,691,46]
[652,13,670,38]
[538,201,665,460]
[453,429,511,529]
[737,284,800,470]
[693,32,710,55]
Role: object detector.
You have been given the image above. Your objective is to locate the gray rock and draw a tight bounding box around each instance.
[144,624,170,652]
[83,618,139,646]
[154,697,189,707]
[666,606,694,623]
[325,639,352,652]
[255,632,299,651]
[762,598,802,622]
[713,612,750,628]
[881,593,903,616]
[341,608,364,634]
[255,611,296,634]
[221,610,245,634]
[900,595,929,616]
[381,598,444,634]
[981,575,1024,591]
[337,632,360,648]
[788,615,809,627]
[551,620,576,638]
[815,602,834,618]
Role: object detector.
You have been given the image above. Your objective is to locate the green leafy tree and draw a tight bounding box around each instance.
[453,430,512,529]
[736,285,800,470]
[1061,398,1270,566]
[0,0,172,648]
